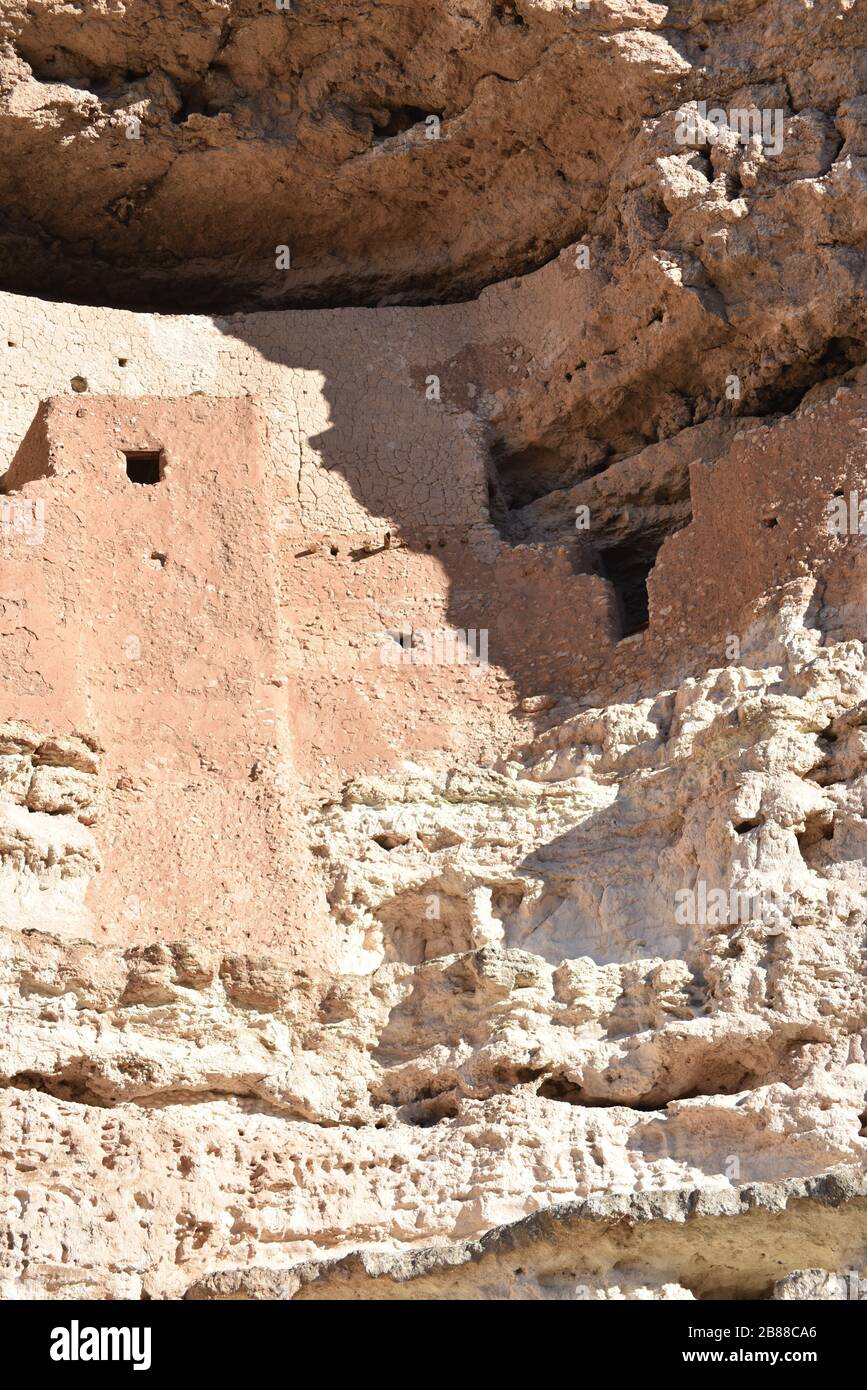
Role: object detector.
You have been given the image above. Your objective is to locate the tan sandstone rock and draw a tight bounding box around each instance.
[1,0,866,1304]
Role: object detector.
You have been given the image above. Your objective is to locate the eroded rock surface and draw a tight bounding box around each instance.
[4,584,867,1299]
[1,0,867,1302]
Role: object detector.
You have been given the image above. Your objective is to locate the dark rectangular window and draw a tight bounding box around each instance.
[124,451,163,485]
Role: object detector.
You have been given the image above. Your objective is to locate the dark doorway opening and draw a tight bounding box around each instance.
[598,537,665,636]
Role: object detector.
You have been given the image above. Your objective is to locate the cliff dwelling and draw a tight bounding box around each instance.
[1,0,867,1325]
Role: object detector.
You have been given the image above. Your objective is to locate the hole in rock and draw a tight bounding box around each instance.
[171,89,221,125]
[537,1075,585,1103]
[494,0,527,24]
[796,811,834,857]
[124,451,163,485]
[733,817,763,834]
[372,106,434,142]
[372,832,411,851]
[403,1092,460,1127]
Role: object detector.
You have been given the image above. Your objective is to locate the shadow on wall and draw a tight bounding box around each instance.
[210,315,631,701]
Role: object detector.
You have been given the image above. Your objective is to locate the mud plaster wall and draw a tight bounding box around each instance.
[2,265,866,962]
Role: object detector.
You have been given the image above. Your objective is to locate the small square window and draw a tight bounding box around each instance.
[124,451,163,485]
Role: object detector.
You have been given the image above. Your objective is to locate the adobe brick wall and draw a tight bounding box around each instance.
[1,394,325,953]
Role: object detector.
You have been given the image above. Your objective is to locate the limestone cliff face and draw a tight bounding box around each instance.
[1,0,867,1301]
